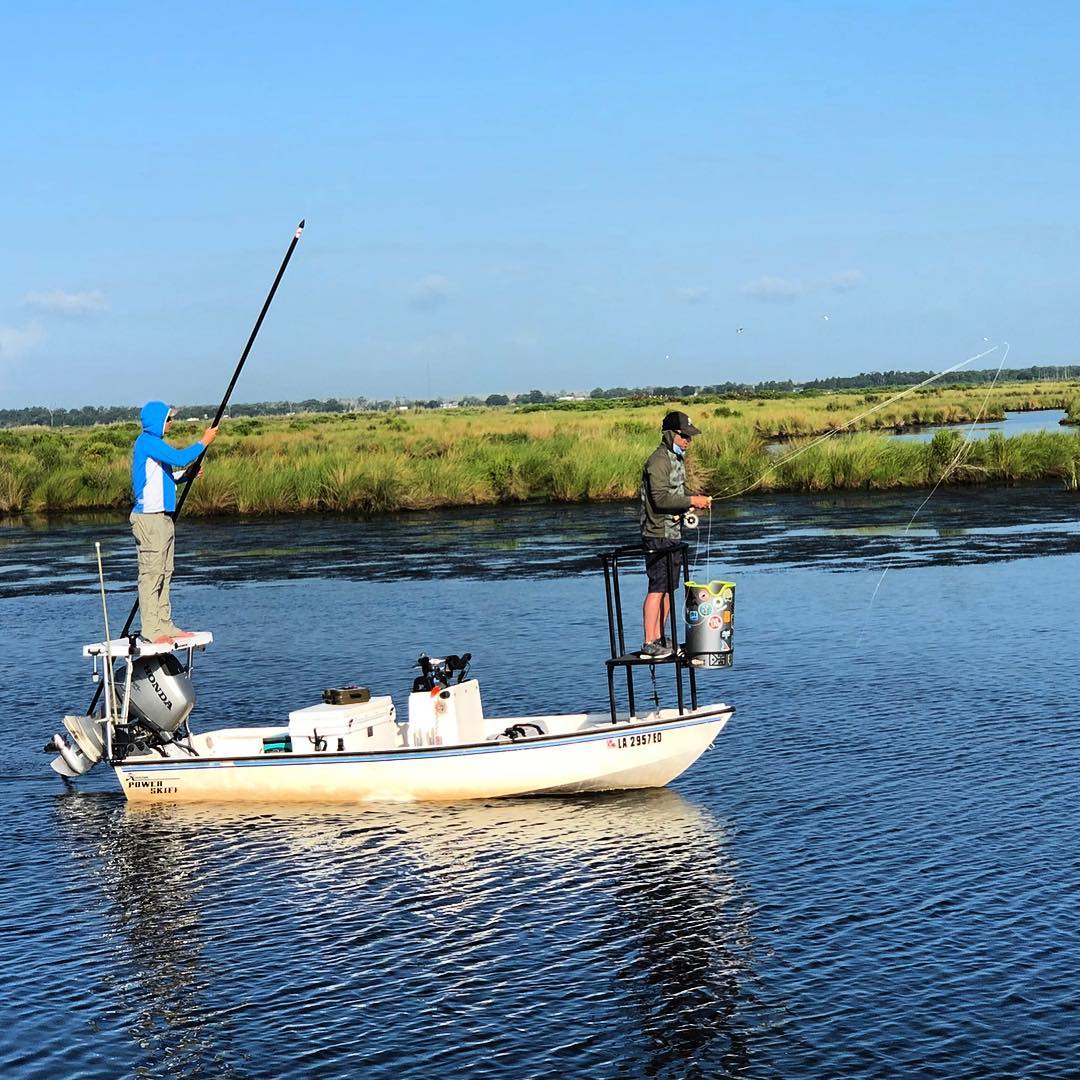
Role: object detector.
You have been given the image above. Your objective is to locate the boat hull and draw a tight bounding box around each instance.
[114,707,732,804]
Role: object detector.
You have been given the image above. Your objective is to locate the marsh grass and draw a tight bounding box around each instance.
[4,382,1080,515]
[697,426,769,498]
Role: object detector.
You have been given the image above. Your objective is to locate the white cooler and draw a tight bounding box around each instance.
[287,696,399,753]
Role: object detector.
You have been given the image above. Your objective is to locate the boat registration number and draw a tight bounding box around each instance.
[608,731,662,749]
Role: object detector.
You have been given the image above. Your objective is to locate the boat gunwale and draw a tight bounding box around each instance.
[114,703,735,772]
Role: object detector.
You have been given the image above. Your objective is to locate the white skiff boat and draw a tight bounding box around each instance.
[46,634,733,804]
[47,543,736,805]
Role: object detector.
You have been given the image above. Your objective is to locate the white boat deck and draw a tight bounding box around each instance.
[114,702,734,803]
[147,702,732,763]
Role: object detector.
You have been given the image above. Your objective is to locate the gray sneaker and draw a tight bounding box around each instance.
[639,640,674,660]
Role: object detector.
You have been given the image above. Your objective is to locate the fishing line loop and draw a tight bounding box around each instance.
[710,344,1002,503]
[867,341,1010,608]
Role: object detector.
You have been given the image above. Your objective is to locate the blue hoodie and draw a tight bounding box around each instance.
[131,401,206,513]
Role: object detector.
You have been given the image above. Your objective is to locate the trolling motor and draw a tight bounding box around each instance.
[412,652,472,693]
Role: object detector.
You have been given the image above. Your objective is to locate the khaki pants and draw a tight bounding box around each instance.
[130,511,181,640]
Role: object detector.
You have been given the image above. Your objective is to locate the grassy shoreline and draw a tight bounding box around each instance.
[2,383,1079,516]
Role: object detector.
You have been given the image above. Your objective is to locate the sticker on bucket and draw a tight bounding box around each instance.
[684,580,736,666]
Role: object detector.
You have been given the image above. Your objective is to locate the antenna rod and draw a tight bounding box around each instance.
[87,220,305,714]
[95,542,118,723]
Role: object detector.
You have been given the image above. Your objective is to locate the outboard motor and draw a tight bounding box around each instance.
[125,654,197,735]
[48,631,213,780]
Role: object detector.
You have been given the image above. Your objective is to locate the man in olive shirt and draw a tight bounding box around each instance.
[639,411,712,659]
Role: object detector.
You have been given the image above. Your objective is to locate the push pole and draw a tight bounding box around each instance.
[175,220,305,515]
[86,220,305,715]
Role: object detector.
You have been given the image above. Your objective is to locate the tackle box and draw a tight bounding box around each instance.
[322,685,371,705]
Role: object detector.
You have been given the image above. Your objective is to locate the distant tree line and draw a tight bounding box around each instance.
[798,365,1076,390]
[0,404,140,428]
[0,395,526,426]
[3,365,1076,427]
[0,398,356,428]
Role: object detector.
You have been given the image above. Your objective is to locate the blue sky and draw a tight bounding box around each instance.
[3,1,1079,407]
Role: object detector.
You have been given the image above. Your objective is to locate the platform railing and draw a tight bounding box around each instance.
[600,543,698,723]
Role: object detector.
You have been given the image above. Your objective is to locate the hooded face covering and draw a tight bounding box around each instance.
[139,400,172,439]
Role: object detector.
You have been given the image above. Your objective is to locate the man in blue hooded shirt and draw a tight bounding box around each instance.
[130,401,218,642]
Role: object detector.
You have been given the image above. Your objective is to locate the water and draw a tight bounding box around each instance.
[766,409,1072,454]
[890,408,1069,441]
[2,489,1078,1078]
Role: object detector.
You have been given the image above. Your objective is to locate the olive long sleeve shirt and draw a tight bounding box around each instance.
[640,433,692,540]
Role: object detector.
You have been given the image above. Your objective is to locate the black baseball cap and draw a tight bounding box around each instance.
[661,410,701,437]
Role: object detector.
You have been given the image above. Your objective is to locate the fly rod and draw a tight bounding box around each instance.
[87,219,305,716]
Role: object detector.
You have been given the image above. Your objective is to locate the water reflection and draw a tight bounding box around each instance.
[51,790,759,1077]
[604,796,756,1077]
[51,793,237,1079]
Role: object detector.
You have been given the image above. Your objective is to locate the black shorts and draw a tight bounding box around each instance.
[643,538,683,595]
